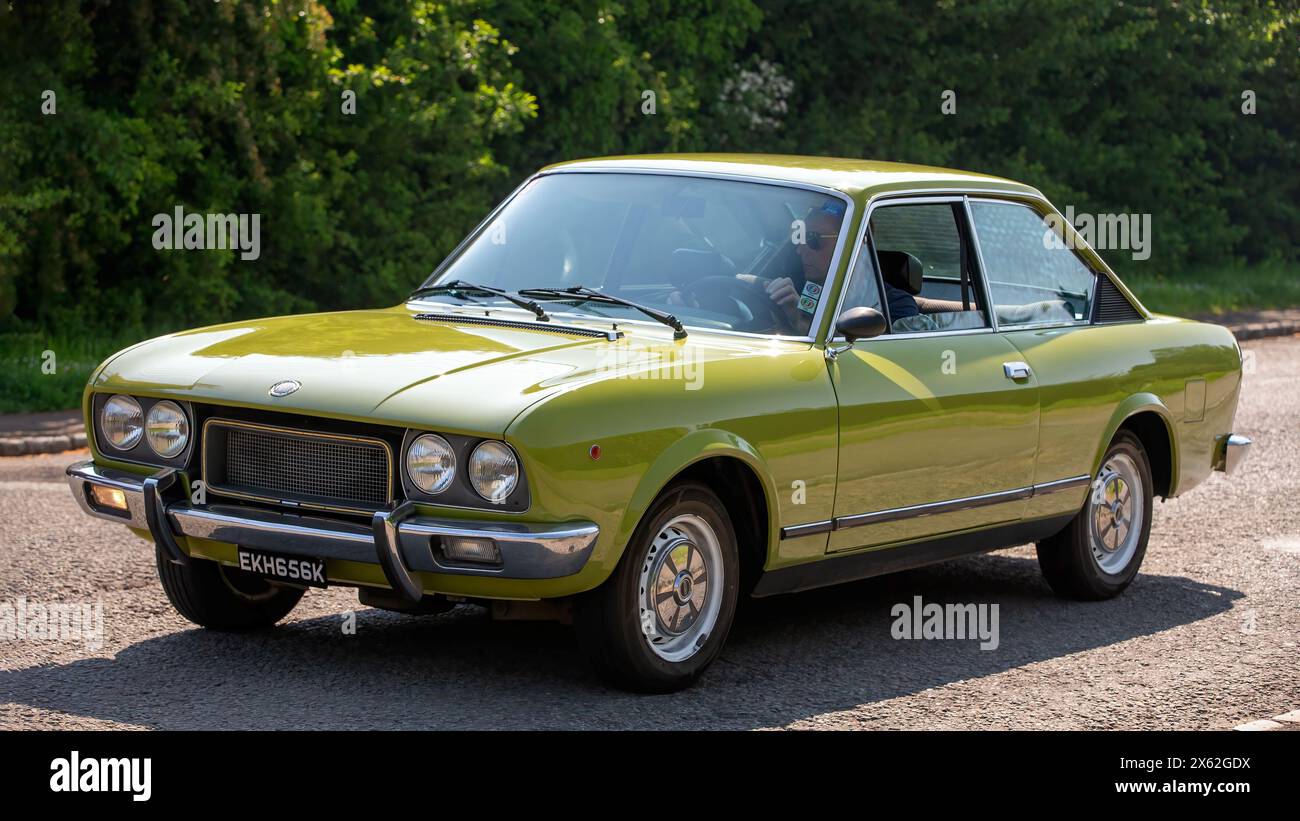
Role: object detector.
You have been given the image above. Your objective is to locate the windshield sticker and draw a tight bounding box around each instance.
[798,280,821,314]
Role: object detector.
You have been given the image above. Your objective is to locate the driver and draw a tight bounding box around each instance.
[672,200,845,335]
[745,201,844,334]
[762,209,924,328]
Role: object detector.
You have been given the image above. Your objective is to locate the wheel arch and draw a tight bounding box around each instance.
[614,430,777,592]
[1095,394,1177,499]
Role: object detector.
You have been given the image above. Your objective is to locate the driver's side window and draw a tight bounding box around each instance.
[869,201,990,333]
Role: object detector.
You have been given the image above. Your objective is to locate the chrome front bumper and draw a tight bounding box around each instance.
[1213,433,1253,476]
[67,460,599,601]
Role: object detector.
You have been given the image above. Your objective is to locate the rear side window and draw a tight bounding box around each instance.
[969,201,1095,327]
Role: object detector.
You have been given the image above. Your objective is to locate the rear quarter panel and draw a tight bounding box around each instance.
[1003,316,1242,521]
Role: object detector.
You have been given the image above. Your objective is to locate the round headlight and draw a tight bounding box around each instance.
[406,434,456,494]
[469,440,519,502]
[145,400,189,458]
[100,395,143,450]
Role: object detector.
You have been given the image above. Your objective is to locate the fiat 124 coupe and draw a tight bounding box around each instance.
[68,155,1251,691]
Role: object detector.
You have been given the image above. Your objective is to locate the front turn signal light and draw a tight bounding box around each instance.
[90,485,129,512]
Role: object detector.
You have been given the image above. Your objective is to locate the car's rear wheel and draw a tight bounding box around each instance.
[1036,431,1154,600]
[575,482,739,692]
[156,544,305,629]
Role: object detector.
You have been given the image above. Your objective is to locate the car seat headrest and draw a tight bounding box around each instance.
[876,250,923,295]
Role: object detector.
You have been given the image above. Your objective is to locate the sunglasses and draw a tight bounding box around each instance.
[804,230,839,250]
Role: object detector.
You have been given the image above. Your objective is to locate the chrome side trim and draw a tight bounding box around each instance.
[834,486,1033,530]
[779,474,1093,539]
[779,520,834,539]
[1032,474,1091,495]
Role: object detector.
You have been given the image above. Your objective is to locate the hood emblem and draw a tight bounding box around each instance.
[268,380,301,397]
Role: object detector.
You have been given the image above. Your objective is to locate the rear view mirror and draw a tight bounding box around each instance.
[836,306,888,341]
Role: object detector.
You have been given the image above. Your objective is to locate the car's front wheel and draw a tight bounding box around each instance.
[156,545,305,629]
[575,482,739,692]
[1036,430,1154,600]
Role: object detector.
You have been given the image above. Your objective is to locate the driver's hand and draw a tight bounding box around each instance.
[765,277,798,309]
[765,277,802,326]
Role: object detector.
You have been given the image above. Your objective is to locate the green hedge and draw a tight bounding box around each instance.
[0,0,1295,342]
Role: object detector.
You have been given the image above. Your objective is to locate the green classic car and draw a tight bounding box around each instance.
[68,154,1251,691]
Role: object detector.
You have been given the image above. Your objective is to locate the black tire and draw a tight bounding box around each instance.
[156,544,305,630]
[1036,431,1154,600]
[575,482,739,693]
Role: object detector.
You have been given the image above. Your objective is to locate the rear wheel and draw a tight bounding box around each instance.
[575,482,739,692]
[1036,431,1153,600]
[156,545,305,629]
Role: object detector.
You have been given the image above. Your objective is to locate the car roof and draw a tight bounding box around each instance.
[543,153,1042,200]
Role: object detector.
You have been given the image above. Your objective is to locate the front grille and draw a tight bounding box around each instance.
[203,420,393,512]
[1094,275,1144,323]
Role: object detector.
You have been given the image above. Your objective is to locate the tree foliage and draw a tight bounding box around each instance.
[0,0,1294,338]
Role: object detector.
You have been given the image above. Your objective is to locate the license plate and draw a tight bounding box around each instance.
[236,548,327,588]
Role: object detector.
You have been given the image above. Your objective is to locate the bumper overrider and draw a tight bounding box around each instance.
[1213,433,1253,476]
[67,460,599,602]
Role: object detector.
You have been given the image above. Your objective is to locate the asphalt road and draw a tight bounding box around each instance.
[1,336,1296,730]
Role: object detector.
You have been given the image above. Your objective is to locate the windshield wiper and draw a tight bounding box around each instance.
[409,280,550,322]
[520,286,687,339]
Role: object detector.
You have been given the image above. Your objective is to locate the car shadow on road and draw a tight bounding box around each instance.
[0,552,1242,729]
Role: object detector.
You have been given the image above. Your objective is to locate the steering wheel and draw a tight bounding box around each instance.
[678,275,796,335]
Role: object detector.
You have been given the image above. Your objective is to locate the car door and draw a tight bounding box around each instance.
[826,197,1040,553]
[965,197,1134,522]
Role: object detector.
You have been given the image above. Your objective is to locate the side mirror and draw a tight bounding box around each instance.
[836,306,888,342]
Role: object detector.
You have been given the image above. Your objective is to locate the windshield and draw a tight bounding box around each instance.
[417,172,851,337]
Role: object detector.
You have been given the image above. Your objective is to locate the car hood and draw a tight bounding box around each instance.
[91,305,761,435]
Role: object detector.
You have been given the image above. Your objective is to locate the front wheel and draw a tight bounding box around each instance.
[575,482,739,692]
[1036,431,1154,600]
[156,545,305,630]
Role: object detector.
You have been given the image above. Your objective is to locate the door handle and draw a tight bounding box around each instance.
[1003,361,1032,380]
